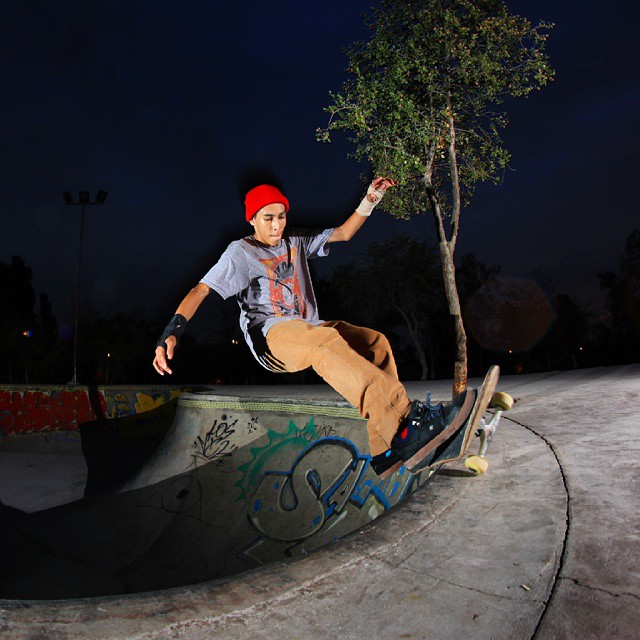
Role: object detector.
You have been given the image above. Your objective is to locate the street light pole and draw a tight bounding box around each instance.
[62,189,108,385]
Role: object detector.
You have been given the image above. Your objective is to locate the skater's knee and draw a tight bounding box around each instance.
[371,330,392,352]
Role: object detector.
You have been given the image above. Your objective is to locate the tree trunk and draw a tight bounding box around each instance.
[452,312,468,396]
[425,188,469,396]
[424,125,468,396]
[438,241,468,397]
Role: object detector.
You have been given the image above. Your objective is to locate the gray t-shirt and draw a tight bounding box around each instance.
[200,227,333,370]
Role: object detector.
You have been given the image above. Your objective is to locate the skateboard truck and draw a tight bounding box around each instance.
[464,391,514,476]
[407,365,501,477]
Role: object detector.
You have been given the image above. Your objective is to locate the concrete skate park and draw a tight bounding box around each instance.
[0,365,638,639]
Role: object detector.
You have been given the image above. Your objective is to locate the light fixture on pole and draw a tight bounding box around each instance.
[62,189,108,385]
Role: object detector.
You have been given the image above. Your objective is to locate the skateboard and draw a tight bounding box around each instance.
[409,365,512,476]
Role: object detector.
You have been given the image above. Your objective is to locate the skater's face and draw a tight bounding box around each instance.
[250,203,287,246]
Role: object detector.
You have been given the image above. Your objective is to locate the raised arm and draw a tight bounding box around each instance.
[174,282,211,320]
[329,177,397,243]
[152,282,211,375]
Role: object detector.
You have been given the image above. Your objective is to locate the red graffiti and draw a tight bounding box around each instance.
[0,389,107,434]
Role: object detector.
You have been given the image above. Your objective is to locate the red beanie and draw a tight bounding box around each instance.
[244,184,290,222]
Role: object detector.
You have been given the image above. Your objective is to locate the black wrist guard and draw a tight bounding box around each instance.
[156,314,188,349]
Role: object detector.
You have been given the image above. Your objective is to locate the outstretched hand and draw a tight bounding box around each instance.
[153,335,177,375]
[372,176,398,191]
[355,176,398,218]
[367,176,398,202]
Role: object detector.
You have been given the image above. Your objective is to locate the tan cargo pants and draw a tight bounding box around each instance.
[266,319,411,456]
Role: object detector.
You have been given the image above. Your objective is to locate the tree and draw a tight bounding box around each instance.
[599,229,640,360]
[318,0,554,394]
[0,256,37,382]
[324,234,446,380]
[0,256,36,328]
[553,294,591,369]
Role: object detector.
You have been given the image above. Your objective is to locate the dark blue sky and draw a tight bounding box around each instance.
[1,1,638,328]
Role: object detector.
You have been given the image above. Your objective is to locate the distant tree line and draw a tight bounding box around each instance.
[313,229,640,380]
[597,229,640,363]
[0,256,60,384]
[0,256,260,386]
[0,229,638,385]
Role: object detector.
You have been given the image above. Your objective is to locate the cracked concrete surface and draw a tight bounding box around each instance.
[2,366,638,639]
[560,577,640,601]
[500,365,640,639]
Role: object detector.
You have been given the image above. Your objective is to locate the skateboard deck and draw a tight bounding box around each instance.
[409,365,501,475]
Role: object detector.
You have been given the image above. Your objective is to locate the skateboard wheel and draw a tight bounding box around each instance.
[490,392,514,411]
[465,455,488,475]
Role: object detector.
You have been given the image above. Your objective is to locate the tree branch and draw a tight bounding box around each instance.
[447,96,462,252]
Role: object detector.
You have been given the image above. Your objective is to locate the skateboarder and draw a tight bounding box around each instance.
[153,178,475,478]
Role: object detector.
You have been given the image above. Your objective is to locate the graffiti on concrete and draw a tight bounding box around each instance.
[105,388,181,419]
[247,416,260,435]
[0,389,105,434]
[235,417,320,501]
[160,475,201,514]
[0,386,182,435]
[236,417,421,564]
[248,437,369,542]
[192,416,239,466]
[135,389,181,414]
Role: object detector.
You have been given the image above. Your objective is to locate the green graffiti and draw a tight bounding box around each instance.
[234,417,318,501]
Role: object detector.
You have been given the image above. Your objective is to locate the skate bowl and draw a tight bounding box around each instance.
[0,373,580,640]
[0,391,426,601]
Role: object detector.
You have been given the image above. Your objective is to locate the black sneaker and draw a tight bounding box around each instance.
[393,389,477,472]
[370,400,428,478]
[370,448,403,478]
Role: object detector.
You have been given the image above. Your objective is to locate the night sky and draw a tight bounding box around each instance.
[1,1,638,331]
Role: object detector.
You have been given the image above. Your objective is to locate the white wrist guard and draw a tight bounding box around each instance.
[356,183,386,217]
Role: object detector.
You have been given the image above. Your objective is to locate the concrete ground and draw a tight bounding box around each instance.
[1,365,638,639]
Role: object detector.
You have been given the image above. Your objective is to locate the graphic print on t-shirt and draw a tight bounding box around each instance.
[259,247,307,318]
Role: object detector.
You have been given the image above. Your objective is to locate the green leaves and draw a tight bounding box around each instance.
[318,0,554,225]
